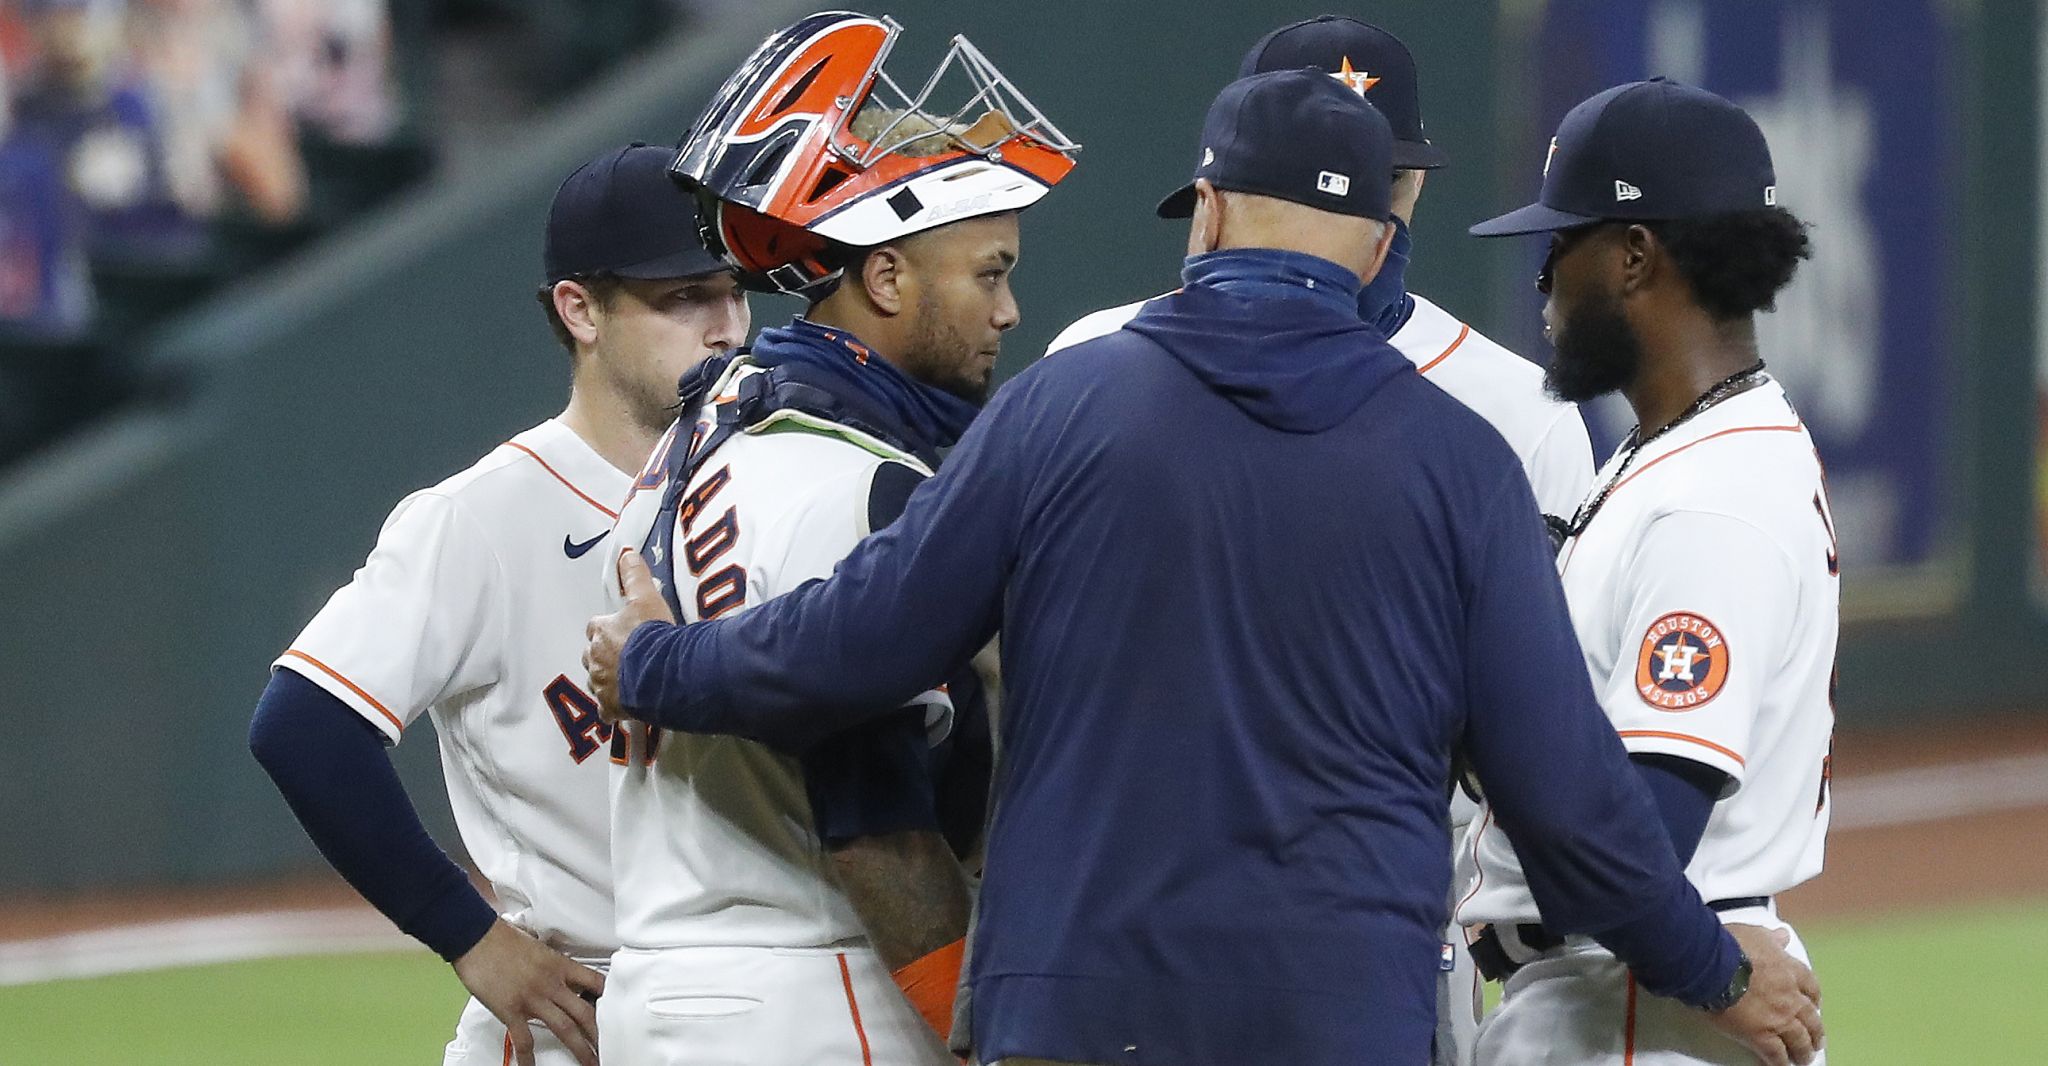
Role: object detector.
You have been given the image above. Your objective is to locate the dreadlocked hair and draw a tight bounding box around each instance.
[1644,207,1813,321]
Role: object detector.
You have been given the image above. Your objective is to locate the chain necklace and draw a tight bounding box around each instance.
[1545,360,1769,546]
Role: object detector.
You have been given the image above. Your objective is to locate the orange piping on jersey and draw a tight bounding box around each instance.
[837,951,875,1066]
[500,1032,512,1066]
[1617,729,1746,767]
[280,650,403,733]
[1623,973,1638,1065]
[1454,807,1496,920]
[1416,323,1471,375]
[1606,423,1804,500]
[1560,421,1807,578]
[502,441,620,519]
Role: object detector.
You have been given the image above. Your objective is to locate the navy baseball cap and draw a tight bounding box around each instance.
[1470,78,1777,237]
[543,144,728,282]
[1156,69,1394,221]
[1239,15,1446,170]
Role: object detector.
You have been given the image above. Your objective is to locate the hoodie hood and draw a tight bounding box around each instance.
[1125,250,1412,433]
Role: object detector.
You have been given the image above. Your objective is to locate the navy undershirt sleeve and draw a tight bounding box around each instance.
[1631,754,1726,867]
[248,668,497,962]
[802,707,940,847]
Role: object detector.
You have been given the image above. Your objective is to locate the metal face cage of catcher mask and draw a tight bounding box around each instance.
[672,11,1078,294]
[841,19,1078,170]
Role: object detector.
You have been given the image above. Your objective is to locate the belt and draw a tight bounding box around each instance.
[1469,896,1773,983]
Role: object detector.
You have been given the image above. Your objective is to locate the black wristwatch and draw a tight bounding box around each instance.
[1703,948,1754,1012]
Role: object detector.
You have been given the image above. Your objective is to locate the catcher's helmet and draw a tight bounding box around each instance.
[674,11,1079,294]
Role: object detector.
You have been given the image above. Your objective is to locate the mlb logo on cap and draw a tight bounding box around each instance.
[1157,69,1394,221]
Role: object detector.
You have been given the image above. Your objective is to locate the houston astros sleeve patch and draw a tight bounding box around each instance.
[1634,611,1729,711]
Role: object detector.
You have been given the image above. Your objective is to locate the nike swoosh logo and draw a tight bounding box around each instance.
[563,531,608,559]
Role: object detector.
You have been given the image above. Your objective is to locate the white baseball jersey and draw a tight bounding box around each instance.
[1044,292,1595,518]
[277,419,626,956]
[602,360,951,953]
[1456,378,1837,926]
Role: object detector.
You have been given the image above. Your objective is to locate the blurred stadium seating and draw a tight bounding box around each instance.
[0,0,694,466]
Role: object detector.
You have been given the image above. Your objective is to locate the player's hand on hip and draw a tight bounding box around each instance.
[584,548,675,725]
[452,918,606,1066]
[1707,924,1824,1066]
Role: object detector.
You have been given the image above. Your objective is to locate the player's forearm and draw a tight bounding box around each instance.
[1457,482,1742,1005]
[1460,476,1693,937]
[617,615,914,747]
[1589,874,1741,1008]
[619,409,1020,748]
[828,829,972,970]
[617,539,997,750]
[249,669,497,961]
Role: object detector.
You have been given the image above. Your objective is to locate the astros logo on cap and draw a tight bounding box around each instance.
[1634,611,1730,710]
[1333,57,1379,95]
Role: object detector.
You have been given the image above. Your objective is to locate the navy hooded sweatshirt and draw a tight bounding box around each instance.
[619,249,1736,1065]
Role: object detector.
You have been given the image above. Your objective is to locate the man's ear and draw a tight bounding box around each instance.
[1620,224,1658,296]
[1186,179,1224,256]
[861,246,910,317]
[553,280,601,347]
[1358,218,1398,285]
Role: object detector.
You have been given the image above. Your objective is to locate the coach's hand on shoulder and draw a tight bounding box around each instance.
[584,549,676,725]
[1707,924,1824,1066]
[454,919,606,1066]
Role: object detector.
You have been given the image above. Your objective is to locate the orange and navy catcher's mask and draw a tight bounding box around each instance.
[672,11,1079,295]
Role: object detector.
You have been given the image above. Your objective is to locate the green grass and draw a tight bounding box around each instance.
[0,951,466,1065]
[1801,900,2048,1064]
[1,902,2044,1063]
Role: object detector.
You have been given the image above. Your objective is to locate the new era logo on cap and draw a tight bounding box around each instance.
[1764,185,1777,206]
[1317,170,1352,196]
[1202,147,1215,167]
[1614,180,1643,202]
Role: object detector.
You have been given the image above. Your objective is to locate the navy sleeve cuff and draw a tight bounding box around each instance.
[618,619,686,727]
[250,667,497,962]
